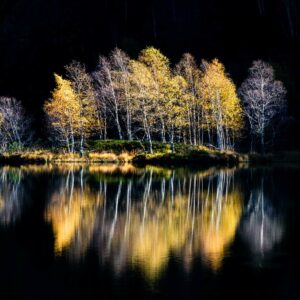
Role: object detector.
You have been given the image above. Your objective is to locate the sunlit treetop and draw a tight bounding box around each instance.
[45,74,81,130]
[139,47,170,71]
[200,59,244,134]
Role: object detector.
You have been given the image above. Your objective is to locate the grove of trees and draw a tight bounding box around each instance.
[0,47,288,154]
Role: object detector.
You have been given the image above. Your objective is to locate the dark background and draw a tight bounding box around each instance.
[0,0,299,145]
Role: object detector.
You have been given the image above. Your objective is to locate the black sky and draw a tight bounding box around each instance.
[0,0,299,118]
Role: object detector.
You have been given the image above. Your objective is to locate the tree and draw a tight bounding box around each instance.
[175,53,203,145]
[131,47,188,151]
[129,59,157,153]
[109,48,133,140]
[0,97,30,151]
[239,60,287,152]
[65,62,98,156]
[138,47,172,143]
[92,60,109,140]
[164,75,187,152]
[199,59,243,150]
[44,74,81,152]
[94,55,124,140]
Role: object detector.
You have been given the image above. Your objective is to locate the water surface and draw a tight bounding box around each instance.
[0,164,299,299]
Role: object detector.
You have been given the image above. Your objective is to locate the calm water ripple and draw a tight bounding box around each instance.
[0,164,299,299]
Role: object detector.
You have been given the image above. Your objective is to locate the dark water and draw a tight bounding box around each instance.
[0,164,299,300]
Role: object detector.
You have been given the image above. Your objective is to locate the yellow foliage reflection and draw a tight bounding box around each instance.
[128,197,191,278]
[199,190,242,270]
[46,190,82,253]
[45,170,103,257]
[45,166,243,280]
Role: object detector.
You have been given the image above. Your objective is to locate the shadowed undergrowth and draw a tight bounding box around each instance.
[0,140,249,166]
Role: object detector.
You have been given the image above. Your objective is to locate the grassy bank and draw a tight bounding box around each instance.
[0,149,135,164]
[0,140,248,166]
[132,149,248,166]
[1,140,299,166]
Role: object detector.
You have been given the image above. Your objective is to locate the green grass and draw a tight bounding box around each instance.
[1,141,299,167]
[133,150,245,166]
[88,139,170,153]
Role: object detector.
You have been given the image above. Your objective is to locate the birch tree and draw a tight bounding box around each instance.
[199,59,243,151]
[44,74,80,152]
[92,63,109,140]
[0,97,30,151]
[65,62,98,156]
[239,60,287,152]
[175,53,203,145]
[94,56,123,140]
[129,60,156,153]
[137,47,188,150]
[138,47,171,143]
[110,48,133,140]
[164,75,187,152]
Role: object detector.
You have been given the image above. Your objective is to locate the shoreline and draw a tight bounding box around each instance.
[0,149,246,166]
[1,149,300,167]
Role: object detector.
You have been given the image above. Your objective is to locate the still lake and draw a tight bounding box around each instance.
[0,164,299,299]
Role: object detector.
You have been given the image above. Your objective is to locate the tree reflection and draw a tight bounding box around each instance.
[45,165,244,280]
[0,164,286,281]
[0,167,24,225]
[198,171,243,271]
[240,177,283,258]
[45,167,101,259]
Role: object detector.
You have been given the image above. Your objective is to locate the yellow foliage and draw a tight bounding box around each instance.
[44,73,98,151]
[44,74,81,141]
[199,59,244,134]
